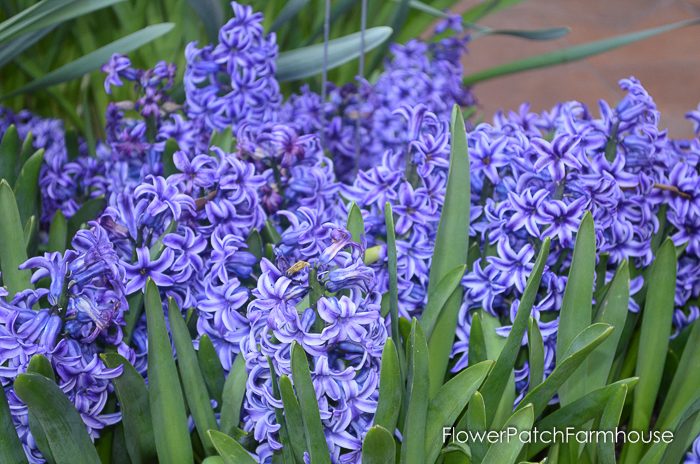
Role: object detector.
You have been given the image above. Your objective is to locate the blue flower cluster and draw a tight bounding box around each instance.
[184,2,281,133]
[1,0,700,461]
[451,78,700,401]
[0,225,127,461]
[281,17,473,181]
[241,226,386,462]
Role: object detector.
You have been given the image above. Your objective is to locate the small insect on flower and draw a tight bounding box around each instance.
[286,260,310,276]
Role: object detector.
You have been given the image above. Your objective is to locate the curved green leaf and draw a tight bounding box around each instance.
[527,317,545,390]
[482,404,534,464]
[427,105,470,396]
[468,312,487,366]
[596,384,627,464]
[347,202,364,244]
[421,264,467,338]
[0,126,20,184]
[168,298,218,455]
[557,212,595,405]
[208,430,256,464]
[101,353,156,464]
[0,384,27,463]
[657,317,700,431]
[474,27,570,41]
[518,323,613,417]
[197,334,226,406]
[13,148,44,225]
[480,238,550,424]
[425,360,493,463]
[463,19,700,85]
[0,0,124,44]
[526,378,637,458]
[362,426,396,464]
[374,338,402,433]
[622,239,677,463]
[145,279,193,464]
[14,373,100,464]
[276,27,392,81]
[219,354,247,435]
[4,23,175,98]
[186,0,224,42]
[278,374,306,464]
[271,0,310,32]
[401,319,430,464]
[384,204,402,357]
[587,261,630,390]
[290,342,331,464]
[466,391,487,463]
[66,196,106,238]
[47,210,68,253]
[0,180,32,296]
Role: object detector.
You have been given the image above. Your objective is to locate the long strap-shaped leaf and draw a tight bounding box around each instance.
[0,180,32,296]
[14,373,100,464]
[480,238,550,425]
[278,374,307,464]
[362,426,396,464]
[101,353,156,464]
[426,105,470,396]
[596,384,628,464]
[527,317,545,390]
[208,430,256,464]
[517,323,613,417]
[276,27,392,82]
[622,239,677,463]
[168,298,218,455]
[0,383,27,463]
[290,342,331,464]
[424,360,493,463]
[463,18,700,85]
[0,0,124,44]
[587,261,630,391]
[401,319,430,464]
[656,316,700,431]
[14,148,44,226]
[525,378,638,458]
[373,338,402,433]
[219,354,247,436]
[557,212,595,405]
[0,126,20,185]
[145,279,193,464]
[481,404,534,464]
[197,334,226,405]
[3,23,174,98]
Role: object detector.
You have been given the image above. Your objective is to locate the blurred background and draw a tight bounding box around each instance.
[459,0,700,137]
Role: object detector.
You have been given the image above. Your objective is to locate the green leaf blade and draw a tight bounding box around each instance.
[101,353,157,464]
[401,319,430,464]
[168,298,218,455]
[276,27,392,81]
[290,342,331,464]
[557,212,595,405]
[426,105,470,396]
[14,373,100,464]
[0,180,32,296]
[145,280,193,464]
[208,430,256,464]
[362,425,396,464]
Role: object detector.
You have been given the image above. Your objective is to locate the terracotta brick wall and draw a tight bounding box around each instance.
[459,0,700,137]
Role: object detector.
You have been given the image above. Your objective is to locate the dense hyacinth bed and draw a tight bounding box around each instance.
[1,2,700,464]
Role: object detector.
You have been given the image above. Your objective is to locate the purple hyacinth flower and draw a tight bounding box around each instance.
[531,135,583,182]
[123,247,175,293]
